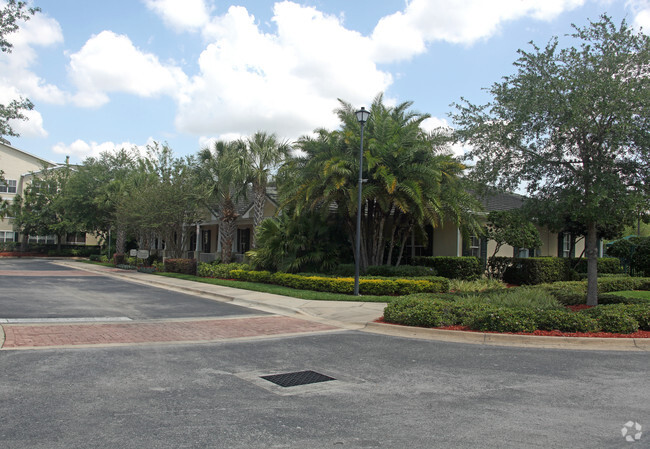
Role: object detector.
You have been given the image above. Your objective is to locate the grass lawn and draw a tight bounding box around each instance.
[154,272,394,302]
[608,290,650,300]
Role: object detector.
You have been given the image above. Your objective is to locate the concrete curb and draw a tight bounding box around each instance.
[56,260,650,352]
[365,322,650,351]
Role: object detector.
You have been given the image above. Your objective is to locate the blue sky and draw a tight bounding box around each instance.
[1,0,648,163]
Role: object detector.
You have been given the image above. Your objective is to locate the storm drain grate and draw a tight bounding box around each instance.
[260,370,336,388]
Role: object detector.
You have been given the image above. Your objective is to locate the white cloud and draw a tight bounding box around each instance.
[0,11,66,104]
[8,109,48,138]
[52,138,154,161]
[143,0,211,32]
[175,2,392,139]
[68,31,188,107]
[627,0,650,32]
[371,0,585,62]
[420,117,466,158]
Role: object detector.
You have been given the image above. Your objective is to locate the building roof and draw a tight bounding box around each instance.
[479,191,526,212]
[0,141,55,167]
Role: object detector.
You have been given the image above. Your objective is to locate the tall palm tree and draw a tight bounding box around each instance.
[196,140,247,263]
[243,131,290,247]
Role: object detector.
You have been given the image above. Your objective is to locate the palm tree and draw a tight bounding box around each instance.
[196,140,247,263]
[280,94,480,271]
[242,131,290,247]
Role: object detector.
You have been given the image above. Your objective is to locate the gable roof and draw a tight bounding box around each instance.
[0,141,55,167]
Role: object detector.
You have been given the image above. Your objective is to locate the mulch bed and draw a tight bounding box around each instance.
[374,317,650,338]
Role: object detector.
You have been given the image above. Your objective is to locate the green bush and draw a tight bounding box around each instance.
[89,254,102,261]
[463,308,538,333]
[197,262,250,278]
[383,297,464,327]
[536,309,600,333]
[164,258,197,276]
[411,256,481,280]
[457,287,562,310]
[329,264,356,276]
[226,271,450,295]
[449,278,508,293]
[503,257,568,285]
[598,277,650,293]
[570,257,622,274]
[536,282,586,305]
[624,305,650,331]
[582,305,639,334]
[366,265,437,277]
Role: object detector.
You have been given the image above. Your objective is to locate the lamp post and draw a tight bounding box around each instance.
[354,107,370,296]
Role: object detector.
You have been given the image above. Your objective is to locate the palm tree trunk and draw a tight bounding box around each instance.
[251,183,266,248]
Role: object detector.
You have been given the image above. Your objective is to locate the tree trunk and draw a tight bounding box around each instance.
[251,184,266,248]
[116,227,126,254]
[586,222,599,306]
[395,226,412,267]
[220,219,237,263]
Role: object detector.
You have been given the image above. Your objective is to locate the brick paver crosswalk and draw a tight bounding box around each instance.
[1,316,338,349]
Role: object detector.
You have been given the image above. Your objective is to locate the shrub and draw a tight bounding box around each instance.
[503,257,568,285]
[89,254,102,261]
[624,305,650,331]
[366,265,437,277]
[478,287,562,310]
[113,253,126,266]
[598,277,650,293]
[538,282,586,305]
[582,305,639,334]
[449,278,508,293]
[570,257,622,274]
[536,309,600,333]
[164,258,197,276]
[329,264,356,276]
[383,297,464,327]
[463,308,538,333]
[411,256,481,280]
[486,256,513,280]
[228,271,450,295]
[197,262,250,278]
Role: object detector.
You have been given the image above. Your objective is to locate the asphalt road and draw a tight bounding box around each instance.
[0,258,648,448]
[0,259,263,319]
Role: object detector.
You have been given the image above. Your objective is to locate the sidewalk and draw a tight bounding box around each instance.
[56,261,650,352]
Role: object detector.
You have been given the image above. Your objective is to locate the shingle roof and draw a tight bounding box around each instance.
[479,191,526,212]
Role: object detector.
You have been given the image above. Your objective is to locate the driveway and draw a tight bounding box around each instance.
[0,258,264,320]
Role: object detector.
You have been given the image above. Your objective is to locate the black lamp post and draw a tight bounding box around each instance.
[354,107,370,296]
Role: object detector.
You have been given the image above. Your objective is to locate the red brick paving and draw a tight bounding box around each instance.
[1,316,338,349]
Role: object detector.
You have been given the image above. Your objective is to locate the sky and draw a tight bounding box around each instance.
[1,0,649,164]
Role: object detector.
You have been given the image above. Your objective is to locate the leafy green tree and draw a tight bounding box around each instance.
[453,16,650,305]
[242,131,290,247]
[11,165,80,250]
[195,140,248,263]
[485,209,542,279]
[281,94,480,271]
[0,0,40,139]
[63,149,138,255]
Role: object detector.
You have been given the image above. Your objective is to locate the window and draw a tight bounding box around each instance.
[0,231,16,242]
[66,233,86,245]
[0,179,17,193]
[28,235,56,244]
[562,233,571,258]
[468,235,480,258]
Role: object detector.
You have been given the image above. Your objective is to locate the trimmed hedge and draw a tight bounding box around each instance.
[503,257,623,285]
[537,277,650,305]
[366,265,437,277]
[382,297,650,334]
[164,258,197,276]
[197,262,250,278]
[503,257,568,285]
[411,256,481,280]
[228,270,450,296]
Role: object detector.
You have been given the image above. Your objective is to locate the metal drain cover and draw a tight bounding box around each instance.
[260,370,336,388]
